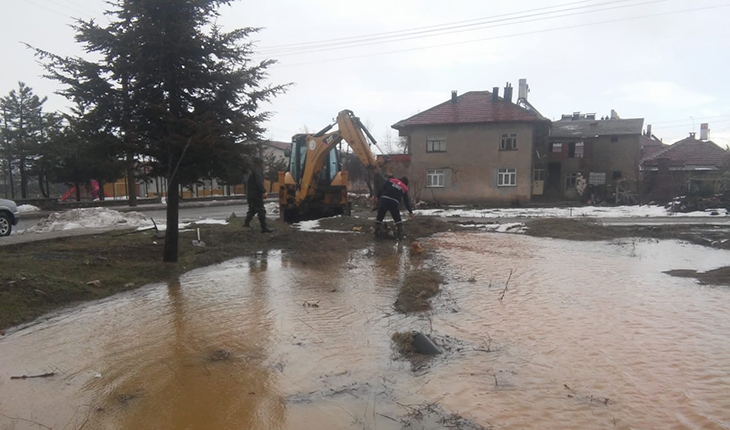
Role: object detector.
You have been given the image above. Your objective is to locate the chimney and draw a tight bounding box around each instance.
[610,109,620,120]
[700,123,709,140]
[646,124,652,137]
[503,82,513,103]
[491,87,499,102]
[572,111,580,120]
[518,78,529,100]
[451,90,458,103]
[689,132,696,139]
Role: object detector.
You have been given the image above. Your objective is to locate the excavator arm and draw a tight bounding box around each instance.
[279,109,389,222]
[297,110,386,200]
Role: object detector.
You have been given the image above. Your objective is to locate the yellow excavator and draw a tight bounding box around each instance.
[278,110,388,222]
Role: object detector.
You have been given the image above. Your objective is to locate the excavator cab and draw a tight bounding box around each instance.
[289,135,340,186]
[278,110,388,223]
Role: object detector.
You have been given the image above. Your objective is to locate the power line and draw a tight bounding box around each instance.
[25,0,70,18]
[258,0,612,52]
[45,0,95,19]
[269,3,730,68]
[650,114,730,125]
[258,0,657,56]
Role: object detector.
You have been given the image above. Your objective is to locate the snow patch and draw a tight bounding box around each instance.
[16,204,40,213]
[294,216,357,234]
[417,205,729,219]
[191,219,228,225]
[459,222,527,234]
[265,202,279,214]
[25,208,151,233]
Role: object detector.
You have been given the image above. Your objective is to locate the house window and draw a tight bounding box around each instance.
[588,172,606,185]
[500,133,518,150]
[565,172,578,189]
[612,170,622,180]
[552,142,563,152]
[427,138,446,153]
[497,168,517,187]
[533,169,545,182]
[426,169,445,187]
[569,142,584,158]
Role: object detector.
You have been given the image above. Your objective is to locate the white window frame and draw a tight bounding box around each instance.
[426,169,445,188]
[497,168,517,187]
[533,168,545,182]
[500,133,518,150]
[552,142,563,152]
[574,141,584,158]
[426,138,446,153]
[588,172,605,185]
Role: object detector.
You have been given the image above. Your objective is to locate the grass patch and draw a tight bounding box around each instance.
[391,331,417,356]
[0,216,455,330]
[525,218,730,250]
[394,269,444,313]
[524,218,617,241]
[665,266,730,286]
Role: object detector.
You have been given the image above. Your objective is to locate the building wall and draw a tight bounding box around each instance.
[404,122,535,204]
[546,134,641,200]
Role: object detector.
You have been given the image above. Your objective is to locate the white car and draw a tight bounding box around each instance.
[0,199,19,236]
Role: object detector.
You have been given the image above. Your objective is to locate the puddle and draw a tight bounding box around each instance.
[1,235,730,429]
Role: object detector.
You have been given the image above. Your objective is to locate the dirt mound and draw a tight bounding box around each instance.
[394,269,444,313]
[525,218,617,241]
[664,266,730,286]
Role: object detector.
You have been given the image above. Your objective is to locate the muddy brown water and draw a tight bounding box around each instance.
[1,234,730,429]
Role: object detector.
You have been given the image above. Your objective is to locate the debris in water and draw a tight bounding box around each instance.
[209,349,231,361]
[394,269,444,313]
[10,372,55,380]
[86,280,101,287]
[409,241,424,255]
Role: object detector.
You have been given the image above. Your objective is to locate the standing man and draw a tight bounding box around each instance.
[375,176,414,239]
[243,156,273,233]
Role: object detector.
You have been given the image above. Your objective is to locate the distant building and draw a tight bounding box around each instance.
[392,79,550,205]
[547,111,644,203]
[640,128,730,201]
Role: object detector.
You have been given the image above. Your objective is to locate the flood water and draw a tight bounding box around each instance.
[1,233,730,429]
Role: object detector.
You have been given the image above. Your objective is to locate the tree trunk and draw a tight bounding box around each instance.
[6,160,14,199]
[19,158,27,198]
[126,155,137,206]
[163,170,180,262]
[99,180,105,200]
[38,172,49,198]
[75,181,81,202]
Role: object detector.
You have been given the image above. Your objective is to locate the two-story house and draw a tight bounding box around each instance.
[547,111,644,202]
[391,81,550,205]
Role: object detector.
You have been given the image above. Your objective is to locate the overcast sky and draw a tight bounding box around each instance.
[2,0,729,148]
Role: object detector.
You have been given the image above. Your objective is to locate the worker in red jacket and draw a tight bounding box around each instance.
[375,176,414,239]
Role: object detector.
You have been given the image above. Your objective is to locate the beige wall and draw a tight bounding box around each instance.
[404,123,536,204]
[589,135,641,182]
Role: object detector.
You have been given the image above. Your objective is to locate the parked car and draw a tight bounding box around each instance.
[0,198,19,236]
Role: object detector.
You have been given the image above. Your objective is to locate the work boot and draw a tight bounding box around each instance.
[260,219,273,233]
[243,214,253,228]
[396,224,405,239]
[374,223,382,238]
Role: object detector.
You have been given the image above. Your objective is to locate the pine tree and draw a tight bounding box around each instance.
[0,82,47,199]
[32,0,286,262]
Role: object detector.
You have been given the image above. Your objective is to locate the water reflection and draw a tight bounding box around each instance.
[1,235,729,430]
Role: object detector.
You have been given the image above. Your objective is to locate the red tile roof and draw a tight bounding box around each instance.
[392,91,546,129]
[642,136,729,169]
[640,135,669,162]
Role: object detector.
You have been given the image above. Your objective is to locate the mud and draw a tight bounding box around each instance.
[394,269,444,313]
[664,265,730,286]
[2,233,730,429]
[525,218,730,249]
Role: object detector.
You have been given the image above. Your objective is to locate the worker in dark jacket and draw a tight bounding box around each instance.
[375,176,414,239]
[243,157,273,233]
